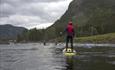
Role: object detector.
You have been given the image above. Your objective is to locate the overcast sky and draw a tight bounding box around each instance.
[0,0,73,29]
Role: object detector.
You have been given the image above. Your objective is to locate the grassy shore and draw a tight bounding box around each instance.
[74,33,115,43]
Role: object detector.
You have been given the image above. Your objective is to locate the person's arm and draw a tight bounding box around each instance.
[60,28,67,36]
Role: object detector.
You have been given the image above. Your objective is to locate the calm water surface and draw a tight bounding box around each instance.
[0,43,115,70]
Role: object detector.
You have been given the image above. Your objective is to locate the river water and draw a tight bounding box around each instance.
[0,43,115,70]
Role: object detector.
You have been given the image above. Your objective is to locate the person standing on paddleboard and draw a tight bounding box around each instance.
[65,21,75,52]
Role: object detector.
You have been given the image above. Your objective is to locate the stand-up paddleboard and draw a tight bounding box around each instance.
[63,48,76,56]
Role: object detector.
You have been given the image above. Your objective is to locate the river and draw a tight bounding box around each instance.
[0,43,115,70]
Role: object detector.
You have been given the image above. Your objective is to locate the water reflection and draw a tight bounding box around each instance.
[0,43,115,70]
[65,56,74,70]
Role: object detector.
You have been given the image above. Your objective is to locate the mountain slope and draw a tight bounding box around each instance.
[0,24,27,40]
[47,0,115,38]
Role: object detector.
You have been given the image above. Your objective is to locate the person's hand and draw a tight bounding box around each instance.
[60,32,62,35]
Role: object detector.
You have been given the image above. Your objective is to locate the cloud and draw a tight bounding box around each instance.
[0,0,73,29]
[0,0,64,4]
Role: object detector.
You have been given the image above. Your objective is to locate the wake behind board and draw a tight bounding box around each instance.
[63,48,76,56]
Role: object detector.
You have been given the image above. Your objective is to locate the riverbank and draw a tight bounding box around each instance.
[75,33,115,44]
[1,33,115,44]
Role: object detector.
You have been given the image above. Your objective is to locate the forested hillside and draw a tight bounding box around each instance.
[0,24,27,40]
[17,0,115,42]
[47,0,115,38]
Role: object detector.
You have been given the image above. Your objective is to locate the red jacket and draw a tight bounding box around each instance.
[66,22,75,37]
